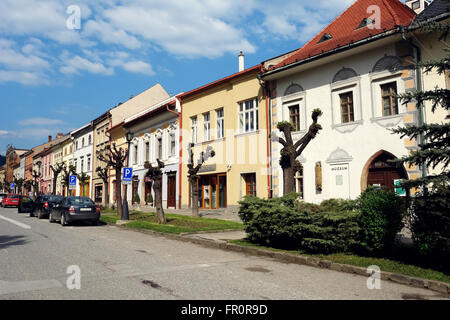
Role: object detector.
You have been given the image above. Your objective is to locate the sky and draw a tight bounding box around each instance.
[0,0,371,155]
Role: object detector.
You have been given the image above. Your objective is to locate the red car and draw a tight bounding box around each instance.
[1,194,21,208]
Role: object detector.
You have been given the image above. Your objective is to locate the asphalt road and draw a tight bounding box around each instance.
[0,206,448,300]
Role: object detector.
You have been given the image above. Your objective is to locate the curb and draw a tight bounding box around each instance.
[106,222,450,296]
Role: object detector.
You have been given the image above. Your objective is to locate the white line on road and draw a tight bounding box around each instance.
[0,214,31,230]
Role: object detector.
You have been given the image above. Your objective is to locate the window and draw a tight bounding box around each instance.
[134,145,138,165]
[87,156,91,171]
[412,1,420,10]
[243,173,256,197]
[356,18,375,30]
[339,92,355,123]
[295,167,304,199]
[88,135,92,145]
[239,99,258,133]
[318,33,332,43]
[157,137,162,160]
[191,117,197,144]
[203,112,210,141]
[75,141,78,150]
[82,138,85,147]
[381,82,398,116]
[145,142,150,162]
[81,158,84,172]
[289,105,300,131]
[170,133,176,157]
[216,108,224,139]
[74,159,77,172]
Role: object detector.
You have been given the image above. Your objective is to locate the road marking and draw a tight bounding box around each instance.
[0,214,31,230]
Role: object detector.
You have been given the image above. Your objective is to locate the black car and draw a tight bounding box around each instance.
[31,195,64,219]
[49,197,100,226]
[18,195,35,213]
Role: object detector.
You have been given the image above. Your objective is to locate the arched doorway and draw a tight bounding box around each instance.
[361,150,408,191]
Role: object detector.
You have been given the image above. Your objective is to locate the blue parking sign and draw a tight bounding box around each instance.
[69,175,77,186]
[123,167,133,183]
[10,183,15,190]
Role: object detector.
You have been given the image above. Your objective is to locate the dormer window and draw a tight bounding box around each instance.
[318,33,333,43]
[356,18,375,30]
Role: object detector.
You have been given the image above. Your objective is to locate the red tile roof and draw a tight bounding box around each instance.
[270,0,415,71]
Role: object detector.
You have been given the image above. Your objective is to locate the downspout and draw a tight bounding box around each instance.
[177,98,183,210]
[401,26,427,179]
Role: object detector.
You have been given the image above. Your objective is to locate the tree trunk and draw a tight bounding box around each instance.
[283,156,296,195]
[104,181,109,208]
[115,169,123,218]
[154,178,166,224]
[190,177,200,217]
[52,177,57,195]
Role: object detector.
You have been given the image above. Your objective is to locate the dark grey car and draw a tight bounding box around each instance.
[50,197,100,226]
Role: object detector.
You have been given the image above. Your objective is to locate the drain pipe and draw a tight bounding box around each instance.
[401,26,427,180]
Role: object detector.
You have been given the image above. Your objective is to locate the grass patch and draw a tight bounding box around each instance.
[100,211,243,234]
[229,239,450,284]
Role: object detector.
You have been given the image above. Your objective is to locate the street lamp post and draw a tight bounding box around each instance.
[122,131,133,221]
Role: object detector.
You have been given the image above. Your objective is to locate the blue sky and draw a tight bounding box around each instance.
[0,0,366,155]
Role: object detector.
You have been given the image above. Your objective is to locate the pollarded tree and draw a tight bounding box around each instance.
[77,171,91,197]
[277,109,323,195]
[97,143,128,219]
[187,143,215,217]
[144,159,166,224]
[13,176,24,194]
[61,164,76,196]
[95,166,110,208]
[50,162,66,195]
[31,169,41,199]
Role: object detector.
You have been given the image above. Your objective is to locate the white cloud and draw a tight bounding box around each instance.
[60,55,114,75]
[83,20,142,49]
[19,118,65,126]
[0,70,47,85]
[0,130,10,136]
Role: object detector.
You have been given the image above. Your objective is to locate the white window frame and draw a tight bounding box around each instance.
[191,116,198,144]
[238,98,258,133]
[216,108,224,139]
[203,112,210,142]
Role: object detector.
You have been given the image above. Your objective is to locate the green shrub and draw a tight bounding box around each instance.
[238,193,360,254]
[320,198,358,212]
[133,193,141,204]
[410,184,450,270]
[146,193,153,204]
[356,187,405,254]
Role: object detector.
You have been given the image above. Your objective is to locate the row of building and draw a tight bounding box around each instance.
[1,0,448,213]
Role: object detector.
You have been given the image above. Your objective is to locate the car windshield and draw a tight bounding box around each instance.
[68,197,95,206]
[7,195,20,198]
[44,196,64,202]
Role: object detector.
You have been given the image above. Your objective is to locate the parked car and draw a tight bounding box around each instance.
[0,193,7,205]
[18,195,35,213]
[31,195,64,219]
[49,197,100,226]
[1,194,21,208]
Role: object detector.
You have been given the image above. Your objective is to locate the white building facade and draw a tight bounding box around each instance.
[71,123,94,197]
[123,96,181,209]
[263,0,420,203]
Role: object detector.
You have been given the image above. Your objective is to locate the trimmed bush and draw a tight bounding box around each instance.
[410,184,450,270]
[238,193,360,254]
[356,187,405,254]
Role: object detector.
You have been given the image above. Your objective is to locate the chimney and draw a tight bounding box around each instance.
[56,133,64,138]
[238,51,244,72]
[405,0,430,14]
[48,136,52,142]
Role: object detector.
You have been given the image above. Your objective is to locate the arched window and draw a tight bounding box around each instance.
[372,56,402,73]
[332,67,358,83]
[284,83,304,96]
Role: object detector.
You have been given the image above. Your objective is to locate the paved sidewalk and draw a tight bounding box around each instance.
[135,205,242,223]
[185,230,246,242]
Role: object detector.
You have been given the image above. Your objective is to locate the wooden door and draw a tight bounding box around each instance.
[244,173,256,196]
[167,175,176,208]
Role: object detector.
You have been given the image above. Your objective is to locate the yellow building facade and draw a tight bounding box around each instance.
[179,66,269,213]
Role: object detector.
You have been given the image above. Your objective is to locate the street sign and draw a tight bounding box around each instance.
[122,167,133,184]
[10,183,15,190]
[394,179,406,197]
[69,175,77,190]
